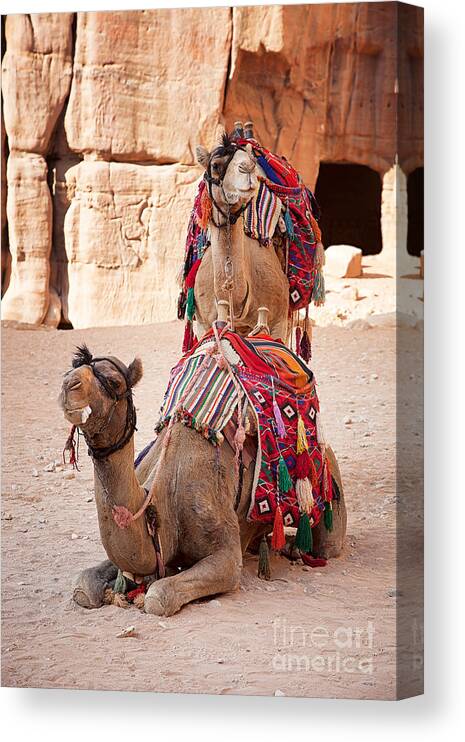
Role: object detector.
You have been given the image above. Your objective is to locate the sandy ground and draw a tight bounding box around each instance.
[1,319,422,699]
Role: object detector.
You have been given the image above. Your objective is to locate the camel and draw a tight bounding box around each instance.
[60,345,346,617]
[194,135,290,339]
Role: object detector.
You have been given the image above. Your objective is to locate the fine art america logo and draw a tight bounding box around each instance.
[271,618,375,675]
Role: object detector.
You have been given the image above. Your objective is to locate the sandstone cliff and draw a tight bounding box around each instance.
[1,4,423,328]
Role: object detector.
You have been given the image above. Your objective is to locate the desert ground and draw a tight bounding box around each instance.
[1,317,422,699]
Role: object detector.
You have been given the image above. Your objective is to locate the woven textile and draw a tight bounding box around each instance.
[156,330,332,529]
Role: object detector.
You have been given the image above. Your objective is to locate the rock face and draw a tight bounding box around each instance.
[2,153,52,324]
[1,4,423,328]
[64,160,200,327]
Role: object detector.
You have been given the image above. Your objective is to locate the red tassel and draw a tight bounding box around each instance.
[271,505,286,551]
[295,449,311,480]
[185,259,202,289]
[182,321,194,353]
[295,326,302,356]
[300,330,311,362]
[310,459,319,488]
[324,456,333,502]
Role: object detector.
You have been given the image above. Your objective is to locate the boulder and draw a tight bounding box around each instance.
[324,245,363,279]
[1,153,53,325]
[63,159,201,328]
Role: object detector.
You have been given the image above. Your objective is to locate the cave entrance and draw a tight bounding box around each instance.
[314,163,383,255]
[407,167,424,256]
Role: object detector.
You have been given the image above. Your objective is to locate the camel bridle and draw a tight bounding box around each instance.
[73,355,137,461]
[204,143,255,228]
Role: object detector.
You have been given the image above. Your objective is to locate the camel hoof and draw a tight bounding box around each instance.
[73,586,103,609]
[144,580,180,617]
[72,560,118,609]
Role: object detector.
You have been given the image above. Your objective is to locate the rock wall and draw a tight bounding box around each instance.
[1,4,423,328]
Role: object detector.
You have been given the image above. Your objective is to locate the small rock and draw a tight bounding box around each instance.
[71,533,79,540]
[43,462,56,472]
[116,625,136,638]
[2,513,13,521]
[209,599,222,608]
[217,658,225,664]
[32,468,39,478]
[371,373,379,380]
[38,518,47,524]
[387,588,401,598]
[158,621,168,629]
[302,566,312,572]
[63,471,75,480]
[274,689,286,697]
[343,416,353,425]
[340,286,359,301]
[86,496,93,503]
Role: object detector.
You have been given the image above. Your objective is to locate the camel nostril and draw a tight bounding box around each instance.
[68,380,82,391]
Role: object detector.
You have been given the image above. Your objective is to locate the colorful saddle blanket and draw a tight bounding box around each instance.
[155,330,334,533]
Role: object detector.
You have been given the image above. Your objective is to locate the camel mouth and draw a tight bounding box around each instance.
[64,405,93,424]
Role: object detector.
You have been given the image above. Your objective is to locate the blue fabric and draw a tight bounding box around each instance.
[134,439,155,469]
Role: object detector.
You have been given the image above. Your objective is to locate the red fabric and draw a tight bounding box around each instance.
[126,585,146,601]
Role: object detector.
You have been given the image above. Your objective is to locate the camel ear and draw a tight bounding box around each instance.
[196,145,210,169]
[127,357,143,388]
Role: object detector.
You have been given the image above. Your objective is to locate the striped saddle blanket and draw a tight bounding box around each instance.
[154,330,335,530]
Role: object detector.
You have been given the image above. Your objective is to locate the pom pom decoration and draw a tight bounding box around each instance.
[294,512,313,553]
[271,505,286,551]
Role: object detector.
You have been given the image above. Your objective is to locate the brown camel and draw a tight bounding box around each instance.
[194,137,290,339]
[60,347,346,617]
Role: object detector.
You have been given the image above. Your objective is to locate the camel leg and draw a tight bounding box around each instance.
[312,446,347,559]
[73,559,118,609]
[144,544,242,617]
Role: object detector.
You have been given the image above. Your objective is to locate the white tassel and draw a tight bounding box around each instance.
[296,477,314,515]
[316,411,327,446]
[315,241,325,269]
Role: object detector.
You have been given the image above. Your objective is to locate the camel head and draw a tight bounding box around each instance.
[196,132,258,217]
[59,344,143,446]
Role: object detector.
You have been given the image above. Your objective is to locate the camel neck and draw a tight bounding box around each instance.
[92,438,157,576]
[209,218,249,309]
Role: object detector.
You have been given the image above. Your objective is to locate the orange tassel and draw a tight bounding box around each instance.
[310,459,319,488]
[271,505,286,551]
[198,188,212,230]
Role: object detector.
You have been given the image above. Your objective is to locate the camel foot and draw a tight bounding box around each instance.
[73,559,118,609]
[144,577,181,617]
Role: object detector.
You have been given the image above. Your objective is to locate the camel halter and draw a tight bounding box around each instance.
[203,143,253,228]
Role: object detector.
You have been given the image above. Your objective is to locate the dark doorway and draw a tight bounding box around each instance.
[407,167,424,256]
[315,163,383,255]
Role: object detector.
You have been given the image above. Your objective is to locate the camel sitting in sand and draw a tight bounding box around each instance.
[59,345,346,617]
[194,134,290,339]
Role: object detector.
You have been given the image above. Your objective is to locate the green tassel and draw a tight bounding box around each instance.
[324,501,333,532]
[294,512,313,553]
[312,269,325,306]
[284,208,295,239]
[186,286,196,321]
[113,569,127,595]
[258,536,271,580]
[278,455,293,494]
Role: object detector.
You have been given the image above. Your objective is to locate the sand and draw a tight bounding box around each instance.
[1,319,422,699]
